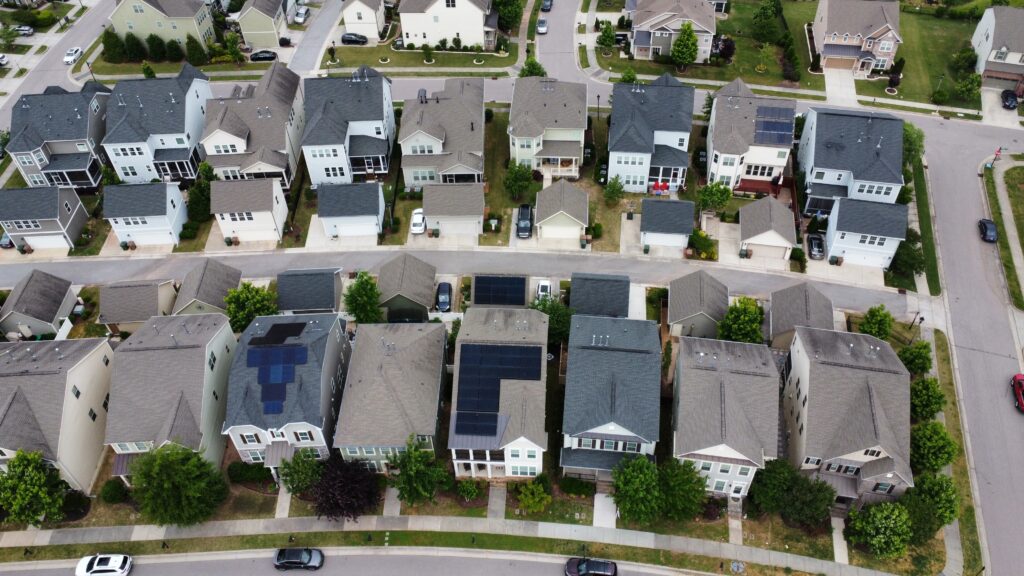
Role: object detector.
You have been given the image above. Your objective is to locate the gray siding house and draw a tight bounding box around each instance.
[0,187,89,251]
[0,269,76,339]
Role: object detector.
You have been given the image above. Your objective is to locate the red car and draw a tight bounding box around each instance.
[1012,374,1024,412]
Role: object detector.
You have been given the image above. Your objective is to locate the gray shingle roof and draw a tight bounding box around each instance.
[422,183,485,217]
[509,78,587,138]
[8,82,109,153]
[0,187,63,221]
[632,0,716,34]
[668,270,729,325]
[674,338,779,466]
[242,0,284,17]
[146,0,206,17]
[399,78,484,173]
[536,180,588,226]
[98,280,175,325]
[609,74,693,154]
[569,272,630,318]
[105,314,230,451]
[317,183,382,218]
[399,0,489,14]
[990,6,1024,55]
[0,269,72,326]
[103,183,172,219]
[276,268,342,312]
[832,198,908,238]
[210,180,277,213]
[739,196,796,244]
[809,108,904,184]
[769,283,833,340]
[334,323,446,447]
[819,0,900,40]
[377,253,436,309]
[641,198,695,235]
[103,65,207,145]
[563,316,661,442]
[301,68,390,146]
[173,259,242,315]
[712,79,796,154]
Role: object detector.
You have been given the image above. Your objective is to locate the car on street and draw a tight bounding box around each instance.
[1001,89,1019,110]
[341,33,369,45]
[0,234,13,250]
[274,548,324,571]
[63,47,83,65]
[536,18,548,34]
[979,218,997,243]
[436,282,452,312]
[541,0,553,11]
[14,25,33,36]
[0,55,8,67]
[517,204,533,239]
[1012,374,1024,412]
[536,280,551,301]
[597,164,607,184]
[294,6,310,24]
[807,233,825,260]
[75,554,133,576]
[565,558,618,576]
[250,50,278,62]
[410,208,426,234]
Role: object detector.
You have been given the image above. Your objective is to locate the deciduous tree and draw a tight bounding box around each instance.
[898,340,933,377]
[612,456,661,523]
[604,175,625,205]
[516,480,552,514]
[0,450,65,526]
[224,282,279,332]
[494,0,524,31]
[911,421,958,473]
[343,271,384,324]
[130,444,228,526]
[619,67,637,84]
[697,181,731,212]
[280,449,324,495]
[717,297,765,344]
[387,436,447,505]
[671,22,698,69]
[747,458,797,516]
[504,161,533,201]
[312,455,381,521]
[0,26,19,52]
[859,304,894,341]
[903,123,925,163]
[659,459,706,521]
[902,473,958,545]
[519,56,547,77]
[224,32,245,66]
[597,22,616,50]
[845,502,912,558]
[781,475,835,530]
[910,377,945,422]
[529,296,573,345]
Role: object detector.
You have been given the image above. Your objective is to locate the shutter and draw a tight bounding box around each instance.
[254,433,261,444]
[294,432,300,442]
[241,434,248,445]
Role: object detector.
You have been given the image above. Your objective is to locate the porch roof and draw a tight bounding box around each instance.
[535,139,582,159]
[349,135,389,157]
[42,153,91,172]
[265,440,295,468]
[153,147,192,162]
[821,44,874,60]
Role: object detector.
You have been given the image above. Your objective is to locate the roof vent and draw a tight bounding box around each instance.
[169,92,176,105]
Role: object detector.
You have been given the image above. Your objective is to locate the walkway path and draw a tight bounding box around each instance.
[487,486,506,520]
[592,494,617,529]
[274,485,291,519]
[383,488,402,517]
[830,517,849,565]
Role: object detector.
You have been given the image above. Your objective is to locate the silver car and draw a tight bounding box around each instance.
[537,18,548,34]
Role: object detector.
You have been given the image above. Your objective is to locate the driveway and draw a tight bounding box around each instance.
[823,68,859,107]
[287,0,344,75]
[981,87,1021,129]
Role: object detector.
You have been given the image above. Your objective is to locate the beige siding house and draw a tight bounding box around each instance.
[508,78,587,179]
[0,269,77,339]
[98,279,178,334]
[238,0,286,49]
[173,259,242,316]
[108,0,216,46]
[812,0,902,73]
[535,179,588,242]
[668,270,728,338]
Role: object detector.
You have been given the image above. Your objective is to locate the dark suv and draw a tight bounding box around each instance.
[565,558,617,576]
[517,204,533,239]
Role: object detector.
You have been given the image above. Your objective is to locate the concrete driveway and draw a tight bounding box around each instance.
[824,68,859,107]
[981,88,1021,129]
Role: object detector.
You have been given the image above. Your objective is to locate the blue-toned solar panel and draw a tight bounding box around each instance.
[264,401,284,415]
[248,343,311,415]
[262,383,287,402]
[473,276,527,306]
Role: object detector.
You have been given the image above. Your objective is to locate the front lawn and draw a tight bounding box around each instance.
[210,484,279,521]
[482,112,541,246]
[173,219,213,253]
[88,60,273,77]
[68,216,110,257]
[913,158,941,296]
[67,286,109,339]
[983,166,1024,309]
[622,514,729,541]
[321,44,509,70]
[506,490,593,525]
[0,43,32,54]
[403,492,488,518]
[743,514,833,560]
[3,169,26,189]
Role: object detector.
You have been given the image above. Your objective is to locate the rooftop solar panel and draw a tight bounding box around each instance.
[262,383,287,402]
[473,276,527,306]
[455,344,543,428]
[248,343,311,415]
[264,401,284,415]
[455,411,499,436]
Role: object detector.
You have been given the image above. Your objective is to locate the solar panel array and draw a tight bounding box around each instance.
[753,106,795,146]
[247,345,310,415]
[473,276,527,306]
[454,343,543,436]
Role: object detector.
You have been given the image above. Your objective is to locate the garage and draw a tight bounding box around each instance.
[538,212,584,240]
[21,234,71,250]
[116,229,177,246]
[321,216,381,237]
[423,183,484,236]
[981,75,1022,91]
[428,216,482,236]
[824,57,856,70]
[739,197,797,260]
[535,180,588,242]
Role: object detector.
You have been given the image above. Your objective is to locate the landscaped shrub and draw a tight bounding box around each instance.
[931,88,950,105]
[485,108,494,123]
[790,247,807,272]
[100,478,130,504]
[591,222,604,239]
[703,498,723,520]
[33,10,56,28]
[558,476,597,497]
[179,221,199,240]
[533,472,552,495]
[166,39,184,61]
[227,461,274,483]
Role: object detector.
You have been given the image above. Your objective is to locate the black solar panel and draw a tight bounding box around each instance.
[754,106,794,146]
[455,411,499,436]
[454,343,543,436]
[473,276,527,306]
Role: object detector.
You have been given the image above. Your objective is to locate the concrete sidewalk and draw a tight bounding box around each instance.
[988,158,1024,299]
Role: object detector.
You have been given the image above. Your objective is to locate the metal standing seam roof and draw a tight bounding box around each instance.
[0,187,64,221]
[509,77,587,138]
[317,183,382,218]
[668,270,729,325]
[276,269,342,312]
[0,269,72,326]
[818,0,900,40]
[301,67,390,147]
[98,280,175,325]
[569,272,630,318]
[712,79,796,154]
[769,283,834,340]
[8,82,109,153]
[103,65,207,145]
[832,198,908,239]
[640,198,695,235]
[103,183,173,219]
[399,78,484,172]
[422,183,485,218]
[210,180,278,214]
[739,196,797,244]
[808,108,904,184]
[535,180,588,226]
[173,259,242,315]
[377,253,437,309]
[609,74,694,154]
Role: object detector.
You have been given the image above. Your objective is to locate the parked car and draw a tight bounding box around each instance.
[597,164,607,184]
[75,554,133,576]
[410,208,426,234]
[294,6,310,24]
[614,32,629,46]
[1012,374,1024,412]
[436,282,452,312]
[14,25,34,36]
[565,558,617,576]
[279,36,292,47]
[536,280,552,301]
[541,0,553,11]
[979,218,997,243]
[393,36,404,49]
[274,548,324,571]
[807,234,825,260]
[250,50,278,62]
[63,47,83,65]
[1001,89,1019,111]
[0,234,13,250]
[341,33,369,45]
[0,55,8,67]
[517,204,533,239]
[536,18,548,34]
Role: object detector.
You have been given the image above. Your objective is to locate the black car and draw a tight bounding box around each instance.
[807,233,825,260]
[979,218,998,243]
[250,50,278,62]
[565,558,618,576]
[436,282,452,312]
[341,33,369,45]
[541,0,553,11]
[1001,89,1019,110]
[517,204,533,239]
[274,548,324,571]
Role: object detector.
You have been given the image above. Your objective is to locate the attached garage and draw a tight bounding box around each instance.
[739,196,796,260]
[640,198,694,248]
[423,183,484,238]
[21,234,71,250]
[823,57,856,69]
[317,182,384,239]
[535,180,588,242]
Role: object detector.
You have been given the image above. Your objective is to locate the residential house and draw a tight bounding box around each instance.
[276,268,343,314]
[7,82,111,189]
[508,78,587,179]
[640,198,694,249]
[223,314,352,470]
[609,74,693,193]
[797,108,904,216]
[342,0,386,44]
[561,316,660,481]
[471,275,529,307]
[316,183,385,239]
[569,272,630,318]
[377,253,437,322]
[210,180,289,243]
[400,78,485,185]
[98,279,178,333]
[102,65,212,183]
[398,0,499,51]
[103,183,187,247]
[668,270,728,338]
[302,67,396,187]
[422,183,485,236]
[0,270,76,339]
[972,7,1024,93]
[707,79,796,194]
[449,307,549,479]
[201,63,305,187]
[813,0,901,73]
[105,314,235,482]
[535,180,588,242]
[0,339,115,492]
[784,327,913,506]
[627,0,715,62]
[674,338,778,498]
[334,323,446,471]
[769,283,833,349]
[738,196,796,259]
[108,0,216,46]
[173,259,242,316]
[826,198,907,268]
[237,0,286,49]
[0,187,88,251]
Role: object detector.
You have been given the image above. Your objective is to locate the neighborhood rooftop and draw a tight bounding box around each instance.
[570,272,631,318]
[509,77,587,137]
[103,64,207,144]
[423,183,485,217]
[819,0,900,39]
[377,253,437,309]
[739,196,797,245]
[641,198,695,235]
[0,187,70,221]
[210,180,277,214]
[669,270,729,324]
[98,280,172,325]
[172,259,242,315]
[770,282,834,337]
[610,74,694,157]
[317,183,381,218]
[103,183,171,219]
[399,78,485,174]
[536,180,588,226]
[8,82,110,153]
[713,79,796,154]
[276,268,342,312]
[301,66,389,146]
[0,269,72,326]
[809,108,904,184]
[834,198,908,239]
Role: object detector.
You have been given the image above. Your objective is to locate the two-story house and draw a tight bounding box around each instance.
[668,270,729,338]
[561,316,660,482]
[104,183,188,247]
[707,79,796,195]
[398,0,499,51]
[301,67,396,187]
[813,0,901,73]
[201,62,305,187]
[825,198,907,268]
[210,180,289,243]
[783,327,913,507]
[609,74,693,193]
[675,338,778,499]
[342,0,386,44]
[102,65,212,183]
[238,0,287,49]
[105,314,235,483]
[223,314,352,474]
[7,82,111,189]
[449,307,548,479]
[972,6,1024,94]
[628,0,715,62]
[508,77,587,179]
[0,269,77,339]
[108,0,216,46]
[0,187,89,251]
[334,323,447,472]
[0,338,115,492]
[399,78,485,186]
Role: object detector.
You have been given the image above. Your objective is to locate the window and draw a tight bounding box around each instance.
[718,463,732,475]
[738,466,751,477]
[866,39,874,49]
[242,433,260,444]
[363,446,375,455]
[356,10,362,19]
[120,166,138,177]
[777,150,787,159]
[872,482,894,494]
[346,447,359,456]
[712,153,719,163]
[32,150,45,165]
[380,447,392,455]
[171,199,176,209]
[624,442,638,452]
[213,144,238,154]
[247,450,265,463]
[864,449,881,457]
[325,166,345,178]
[826,463,841,472]
[859,234,869,244]
[375,126,382,136]
[208,351,217,370]
[843,33,849,42]
[721,156,735,167]
[17,154,32,166]
[799,424,804,435]
[91,100,100,114]
[8,220,40,230]
[601,440,616,450]
[700,461,712,472]
[677,137,686,147]
[28,174,47,186]
[366,460,379,472]
[802,395,807,407]
[446,0,456,6]
[89,408,97,421]
[213,390,218,401]
[804,457,821,466]
[718,175,731,186]
[510,449,521,458]
[843,465,860,475]
[76,143,88,152]
[175,137,185,145]
[879,41,893,52]
[411,169,436,182]
[745,164,770,177]
[296,431,314,442]
[713,480,727,492]
[840,232,846,240]
[579,438,594,449]
[72,385,81,398]
[877,237,886,246]
[411,144,435,154]
[527,450,537,459]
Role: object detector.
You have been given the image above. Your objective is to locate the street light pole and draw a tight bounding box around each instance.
[596,94,600,121]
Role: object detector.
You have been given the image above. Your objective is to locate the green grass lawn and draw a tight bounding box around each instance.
[983,166,1024,309]
[913,158,942,296]
[0,44,32,55]
[321,44,509,70]
[44,2,74,32]
[578,45,590,69]
[3,169,26,189]
[88,60,272,76]
[507,492,593,525]
[622,515,729,542]
[382,195,420,246]
[0,3,71,29]
[527,0,543,41]
[68,219,110,257]
[481,112,541,246]
[35,44,47,54]
[73,35,102,74]
[743,514,833,560]
[597,0,625,10]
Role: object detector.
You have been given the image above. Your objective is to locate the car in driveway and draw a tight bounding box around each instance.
[536,280,552,301]
[536,18,548,34]
[410,208,426,234]
[75,554,132,576]
[436,282,452,312]
[979,218,997,243]
[1012,374,1024,412]
[341,33,369,45]
[63,47,83,65]
[0,234,13,250]
[1001,89,1019,110]
[541,0,553,11]
[565,557,617,576]
[807,233,825,260]
[250,50,278,62]
[517,204,533,239]
[274,548,324,571]
[14,25,33,36]
[0,55,8,67]
[294,6,310,24]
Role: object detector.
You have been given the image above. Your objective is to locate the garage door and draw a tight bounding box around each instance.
[824,57,856,70]
[539,224,581,240]
[437,218,481,236]
[121,229,176,246]
[24,234,70,249]
[748,244,788,259]
[981,76,1020,91]
[337,222,380,236]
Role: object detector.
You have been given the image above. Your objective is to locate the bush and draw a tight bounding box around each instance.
[533,472,552,495]
[931,88,950,105]
[124,32,147,62]
[558,476,597,497]
[846,502,912,559]
[457,479,481,502]
[591,222,604,239]
[166,39,184,62]
[898,340,933,377]
[102,29,126,64]
[790,247,807,272]
[911,377,945,422]
[33,10,56,28]
[911,421,958,473]
[703,498,723,520]
[859,304,894,340]
[227,461,274,484]
[10,9,36,26]
[485,108,494,123]
[146,34,167,62]
[100,479,130,504]
[185,34,208,66]
[179,221,199,240]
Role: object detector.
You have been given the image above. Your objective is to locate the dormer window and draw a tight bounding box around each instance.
[843,34,849,42]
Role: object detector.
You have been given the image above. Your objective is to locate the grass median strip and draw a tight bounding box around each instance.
[914,159,942,296]
[982,166,1024,309]
[577,45,589,69]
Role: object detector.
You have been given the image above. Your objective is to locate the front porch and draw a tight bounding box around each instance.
[440,170,483,184]
[42,154,102,189]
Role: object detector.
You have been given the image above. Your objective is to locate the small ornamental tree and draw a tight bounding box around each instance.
[519,56,547,77]
[671,22,698,70]
[224,282,279,332]
[619,67,637,84]
[659,459,706,521]
[597,22,616,50]
[141,61,156,79]
[102,29,126,63]
[747,458,797,516]
[910,377,945,422]
[457,479,481,502]
[898,340,933,377]
[752,0,779,44]
[343,271,384,324]
[718,37,736,62]
[718,297,765,344]
[312,456,381,521]
[604,175,625,206]
[224,32,245,67]
[185,34,209,66]
[516,480,552,514]
[903,123,925,163]
[124,32,147,62]
[145,34,167,62]
[130,444,228,526]
[781,475,835,530]
[845,502,912,559]
[387,436,447,506]
[890,228,926,278]
[911,421,958,474]
[529,296,573,345]
[0,450,65,526]
[166,39,185,62]
[902,473,958,545]
[185,162,215,223]
[697,181,731,212]
[0,26,19,52]
[280,449,324,495]
[101,165,121,186]
[955,73,981,102]
[494,0,524,30]
[611,456,662,523]
[859,304,894,340]
[504,161,533,201]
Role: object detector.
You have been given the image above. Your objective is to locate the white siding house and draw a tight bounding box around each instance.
[104,183,187,247]
[508,78,587,179]
[825,198,906,268]
[343,0,386,43]
[317,183,385,238]
[399,0,499,51]
[210,180,289,242]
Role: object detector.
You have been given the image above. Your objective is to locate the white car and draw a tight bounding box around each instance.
[536,18,548,34]
[536,280,552,301]
[410,208,426,234]
[0,55,8,67]
[75,554,132,576]
[294,6,310,24]
[63,47,83,65]
[13,25,33,36]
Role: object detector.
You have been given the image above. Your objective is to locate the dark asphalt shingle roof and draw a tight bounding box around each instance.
[99,280,174,325]
[989,6,1024,55]
[770,283,833,340]
[173,259,241,314]
[276,269,342,312]
[833,198,907,238]
[0,269,72,325]
[317,183,381,218]
[103,65,207,145]
[0,187,63,221]
[8,82,109,153]
[641,198,695,235]
[739,196,796,244]
[809,108,904,184]
[535,180,588,226]
[609,74,693,154]
[378,253,436,309]
[712,79,795,154]
[570,272,630,318]
[103,183,172,218]
[301,67,389,146]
